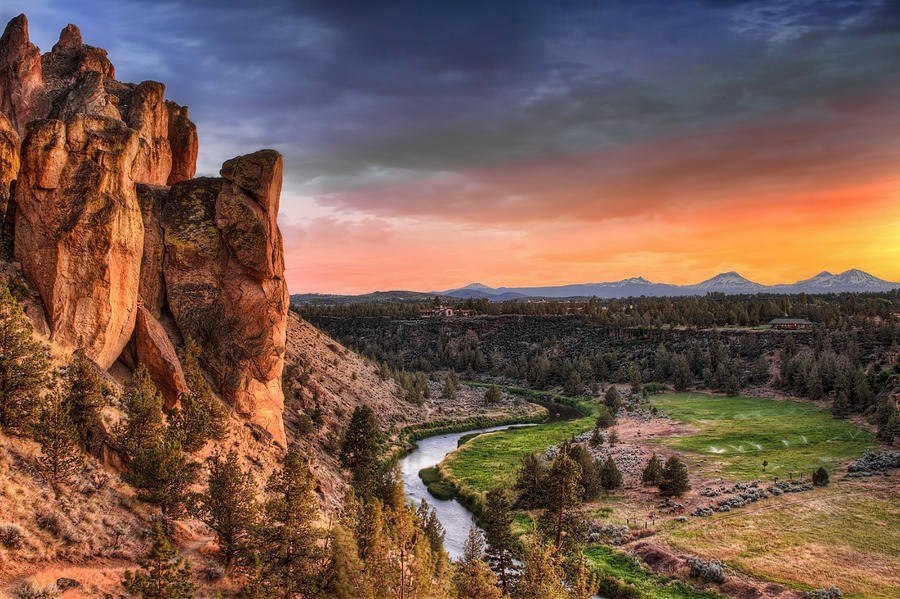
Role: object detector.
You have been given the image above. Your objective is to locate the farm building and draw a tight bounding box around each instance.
[769,318,814,330]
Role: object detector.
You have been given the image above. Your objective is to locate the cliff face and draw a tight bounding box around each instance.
[0,14,287,445]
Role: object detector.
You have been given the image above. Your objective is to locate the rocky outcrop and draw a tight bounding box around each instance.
[165,101,198,185]
[162,151,288,445]
[0,15,43,135]
[14,115,143,368]
[1,13,287,445]
[134,306,187,410]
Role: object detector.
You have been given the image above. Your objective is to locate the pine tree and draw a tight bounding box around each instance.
[196,451,259,568]
[339,405,382,496]
[256,448,323,597]
[321,522,366,599]
[641,453,663,486]
[417,498,445,556]
[658,455,691,497]
[65,349,107,454]
[598,456,622,491]
[0,282,48,432]
[482,488,518,593]
[594,406,616,429]
[168,337,226,452]
[453,525,501,599]
[117,365,166,461]
[514,538,568,599]
[538,450,585,552]
[514,452,547,509]
[568,552,599,599]
[34,384,82,498]
[123,437,199,516]
[672,353,692,391]
[123,520,197,598]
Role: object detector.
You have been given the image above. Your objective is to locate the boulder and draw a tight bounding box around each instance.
[14,115,143,368]
[165,101,197,184]
[134,306,187,410]
[162,151,287,445]
[0,14,44,135]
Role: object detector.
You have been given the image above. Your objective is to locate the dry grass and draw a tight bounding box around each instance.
[662,477,900,598]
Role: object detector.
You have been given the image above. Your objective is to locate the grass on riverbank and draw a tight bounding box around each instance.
[584,545,721,599]
[647,393,873,480]
[439,392,597,513]
[418,466,456,500]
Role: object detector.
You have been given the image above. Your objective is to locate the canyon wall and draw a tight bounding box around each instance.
[0,14,287,445]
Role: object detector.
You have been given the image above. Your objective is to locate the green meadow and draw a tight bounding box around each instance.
[584,545,721,599]
[440,396,596,499]
[648,393,873,480]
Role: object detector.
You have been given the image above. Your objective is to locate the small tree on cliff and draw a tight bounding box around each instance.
[117,365,166,461]
[168,336,226,452]
[123,437,199,517]
[255,448,323,597]
[196,451,259,569]
[65,349,108,454]
[340,405,382,496]
[0,282,49,432]
[34,383,82,498]
[123,520,197,599]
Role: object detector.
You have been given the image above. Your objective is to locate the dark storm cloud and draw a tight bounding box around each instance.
[3,0,899,196]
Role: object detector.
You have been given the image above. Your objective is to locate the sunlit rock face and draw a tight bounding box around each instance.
[1,14,288,445]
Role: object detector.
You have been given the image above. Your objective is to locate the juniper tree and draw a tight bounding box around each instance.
[658,455,691,497]
[514,538,568,599]
[196,451,259,569]
[65,349,107,454]
[168,336,226,452]
[812,466,829,487]
[567,444,601,501]
[123,437,199,517]
[123,520,197,598]
[34,384,82,498]
[453,525,501,599]
[117,365,166,461]
[256,448,323,597]
[603,386,621,413]
[672,353,692,391]
[0,282,48,432]
[442,370,458,400]
[599,456,623,491]
[641,453,663,486]
[484,384,502,404]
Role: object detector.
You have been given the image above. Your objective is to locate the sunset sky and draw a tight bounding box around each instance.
[5,0,900,293]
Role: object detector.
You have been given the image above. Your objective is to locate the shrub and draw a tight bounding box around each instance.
[15,582,60,599]
[812,466,829,487]
[597,576,639,599]
[35,510,63,537]
[0,522,24,548]
[484,385,502,404]
[804,587,843,599]
[687,557,726,583]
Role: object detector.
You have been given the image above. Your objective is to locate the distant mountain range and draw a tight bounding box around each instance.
[291,269,900,305]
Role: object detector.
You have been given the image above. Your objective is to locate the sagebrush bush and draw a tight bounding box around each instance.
[35,510,63,537]
[0,522,25,548]
[687,556,726,583]
[16,582,60,599]
[805,587,843,599]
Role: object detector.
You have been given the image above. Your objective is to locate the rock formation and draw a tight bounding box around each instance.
[0,14,288,445]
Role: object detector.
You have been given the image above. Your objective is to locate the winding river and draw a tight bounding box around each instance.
[399,424,530,559]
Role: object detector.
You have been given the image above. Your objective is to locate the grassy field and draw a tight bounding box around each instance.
[439,396,597,505]
[648,393,873,479]
[584,545,721,599]
[663,480,900,598]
